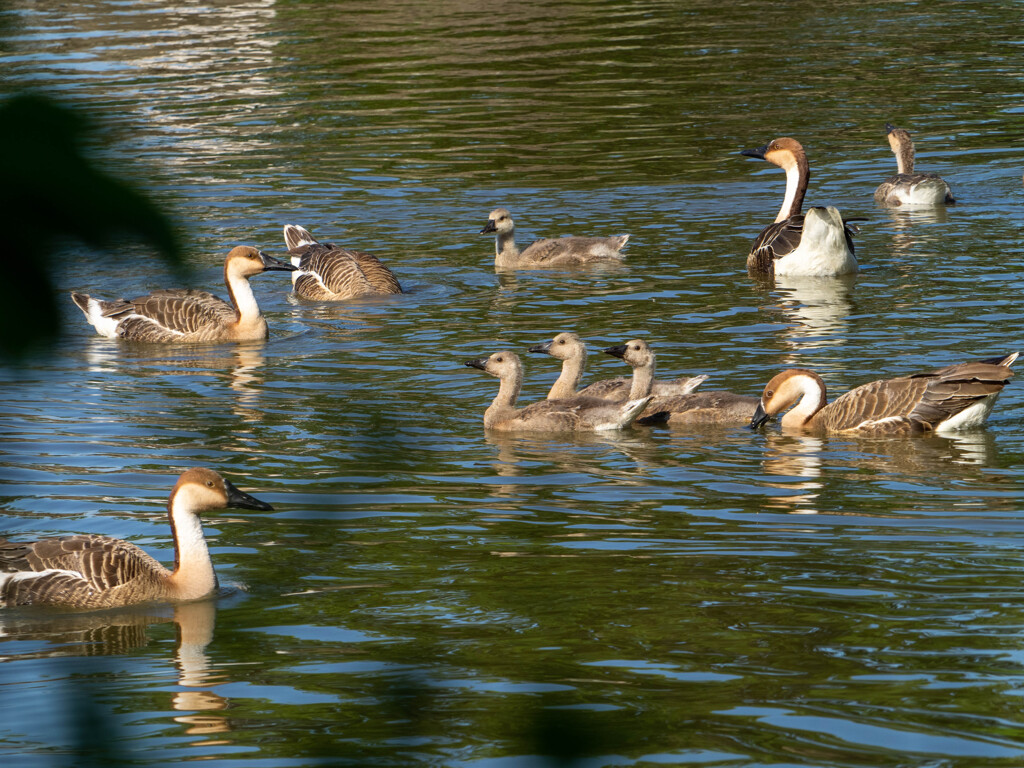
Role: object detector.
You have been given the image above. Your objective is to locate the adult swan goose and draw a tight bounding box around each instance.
[740,137,858,278]
[72,246,296,342]
[750,354,1017,436]
[0,468,273,609]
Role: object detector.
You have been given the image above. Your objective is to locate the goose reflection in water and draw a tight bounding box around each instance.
[760,432,825,515]
[771,274,857,353]
[0,598,230,736]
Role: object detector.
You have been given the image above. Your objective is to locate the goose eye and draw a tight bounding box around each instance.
[558,339,565,345]
[206,480,215,488]
[495,356,503,362]
[766,389,774,398]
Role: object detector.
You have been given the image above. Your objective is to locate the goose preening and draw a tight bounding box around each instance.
[750,354,1018,436]
[740,137,859,278]
[0,469,273,609]
[605,339,759,426]
[480,208,629,269]
[71,246,296,343]
[874,124,955,207]
[463,351,651,431]
[528,332,706,401]
[283,224,402,300]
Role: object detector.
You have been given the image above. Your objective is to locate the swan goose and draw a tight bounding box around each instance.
[480,208,628,269]
[740,137,858,278]
[874,123,955,207]
[0,468,273,609]
[750,354,1017,435]
[71,246,295,343]
[283,224,402,300]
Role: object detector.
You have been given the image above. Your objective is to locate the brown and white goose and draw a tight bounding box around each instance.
[0,468,273,609]
[71,246,296,343]
[527,332,706,401]
[463,350,651,431]
[740,137,858,278]
[283,224,402,300]
[874,124,955,207]
[750,354,1017,436]
[480,208,629,269]
[605,339,759,426]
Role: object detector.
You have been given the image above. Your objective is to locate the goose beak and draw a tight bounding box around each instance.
[480,220,498,235]
[604,344,628,359]
[749,402,770,430]
[528,341,553,354]
[464,358,488,371]
[224,479,274,511]
[260,252,298,272]
[885,123,898,134]
[740,144,769,160]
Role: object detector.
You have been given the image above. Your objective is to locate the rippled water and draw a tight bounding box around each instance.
[3,1,1024,765]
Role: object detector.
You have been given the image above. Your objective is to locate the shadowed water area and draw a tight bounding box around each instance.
[2,0,1024,765]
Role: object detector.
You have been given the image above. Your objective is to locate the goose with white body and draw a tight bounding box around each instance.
[874,123,954,207]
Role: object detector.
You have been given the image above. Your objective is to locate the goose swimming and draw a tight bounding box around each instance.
[463,350,651,431]
[740,137,858,278]
[605,339,759,426]
[283,224,402,300]
[71,246,295,343]
[0,468,273,609]
[874,123,955,207]
[528,332,706,401]
[480,208,629,269]
[750,354,1017,435]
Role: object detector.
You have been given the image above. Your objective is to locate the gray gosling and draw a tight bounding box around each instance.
[283,224,402,300]
[606,339,759,426]
[72,246,296,343]
[874,123,955,207]
[464,350,651,431]
[750,354,1017,435]
[528,332,706,401]
[480,208,628,269]
[0,468,273,609]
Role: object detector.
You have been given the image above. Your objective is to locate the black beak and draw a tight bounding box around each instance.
[260,252,298,272]
[224,479,274,511]
[740,144,769,160]
[464,358,488,371]
[885,122,898,134]
[604,344,628,360]
[749,402,770,430]
[528,341,553,354]
[480,220,497,235]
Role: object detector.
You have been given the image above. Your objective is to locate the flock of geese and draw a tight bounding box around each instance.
[0,125,1015,610]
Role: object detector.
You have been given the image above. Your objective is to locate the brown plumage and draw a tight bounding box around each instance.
[750,354,1018,435]
[0,468,273,609]
[603,339,758,426]
[283,224,402,300]
[527,332,706,401]
[481,208,628,270]
[71,246,296,343]
[874,123,954,207]
[463,350,651,432]
[740,138,859,277]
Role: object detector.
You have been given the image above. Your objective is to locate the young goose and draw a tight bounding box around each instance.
[0,468,273,609]
[528,332,706,401]
[283,224,402,300]
[480,208,629,269]
[463,350,651,432]
[740,137,858,278]
[605,339,759,426]
[874,124,955,207]
[71,246,296,343]
[750,354,1018,436]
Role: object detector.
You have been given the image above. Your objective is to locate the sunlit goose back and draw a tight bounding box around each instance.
[480,208,629,269]
[283,224,402,300]
[71,246,296,343]
[874,124,955,207]
[463,350,651,431]
[740,137,858,278]
[527,332,705,401]
[605,339,758,426]
[0,468,273,609]
[750,354,1017,436]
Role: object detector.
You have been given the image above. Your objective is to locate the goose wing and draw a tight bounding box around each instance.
[748,215,805,273]
[116,289,236,339]
[577,377,629,400]
[818,377,932,432]
[0,535,165,607]
[297,245,401,296]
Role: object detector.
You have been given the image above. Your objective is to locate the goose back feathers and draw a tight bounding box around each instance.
[283,224,402,300]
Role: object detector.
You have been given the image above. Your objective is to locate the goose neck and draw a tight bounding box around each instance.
[548,355,586,399]
[166,492,217,601]
[776,154,809,223]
